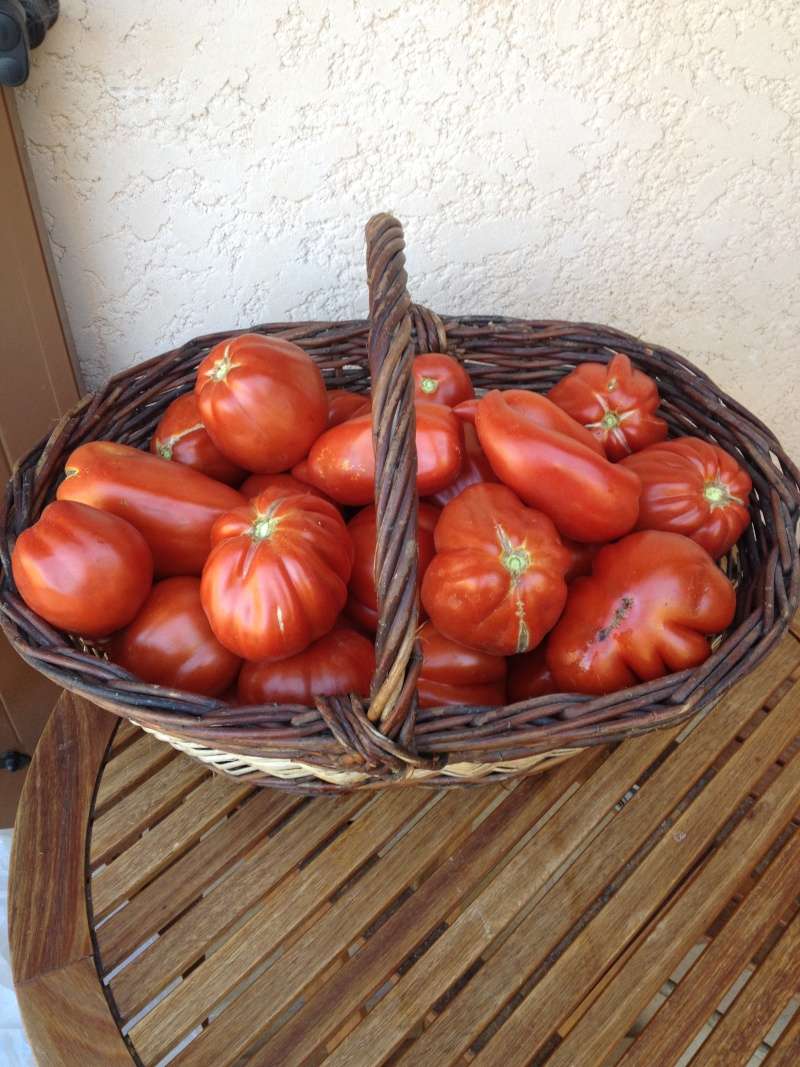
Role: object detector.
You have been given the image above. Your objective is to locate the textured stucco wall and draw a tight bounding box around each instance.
[15,1,800,457]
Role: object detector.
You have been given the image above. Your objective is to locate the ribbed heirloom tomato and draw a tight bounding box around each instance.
[548,352,668,460]
[475,390,641,543]
[421,483,571,656]
[12,500,153,637]
[150,393,244,485]
[238,626,374,706]
[620,437,752,559]
[346,503,440,633]
[110,577,241,697]
[547,530,736,695]
[201,488,353,661]
[293,402,463,506]
[417,622,507,707]
[57,442,245,576]
[195,333,328,473]
[412,353,475,407]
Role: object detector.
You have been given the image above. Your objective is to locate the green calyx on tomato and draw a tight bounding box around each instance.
[250,509,281,541]
[497,527,531,580]
[209,350,237,382]
[703,480,743,508]
[420,376,439,395]
[64,466,78,480]
[600,410,622,430]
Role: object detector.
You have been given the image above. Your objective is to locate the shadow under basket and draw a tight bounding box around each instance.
[2,215,799,794]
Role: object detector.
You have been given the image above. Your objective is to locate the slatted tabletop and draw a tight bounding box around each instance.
[9,617,800,1066]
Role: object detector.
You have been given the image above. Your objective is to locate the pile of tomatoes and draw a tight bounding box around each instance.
[11,335,752,710]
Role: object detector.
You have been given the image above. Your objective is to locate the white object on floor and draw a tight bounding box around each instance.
[0,830,35,1066]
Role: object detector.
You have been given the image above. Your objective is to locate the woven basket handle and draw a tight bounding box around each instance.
[364,214,424,739]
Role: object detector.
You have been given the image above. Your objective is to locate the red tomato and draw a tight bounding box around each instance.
[238,625,374,706]
[427,424,497,508]
[620,437,752,559]
[548,352,668,460]
[239,472,333,505]
[563,539,601,582]
[453,397,479,424]
[12,500,152,637]
[195,333,328,473]
[417,622,506,707]
[201,489,353,661]
[293,402,463,506]
[327,389,371,427]
[421,483,570,656]
[57,442,245,577]
[547,530,736,695]
[110,577,241,696]
[475,390,640,543]
[413,353,475,407]
[507,643,558,702]
[346,503,440,633]
[150,393,244,485]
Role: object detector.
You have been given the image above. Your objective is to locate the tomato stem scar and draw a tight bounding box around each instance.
[420,376,439,395]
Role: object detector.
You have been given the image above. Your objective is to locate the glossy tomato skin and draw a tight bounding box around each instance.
[195,333,328,473]
[57,442,245,577]
[547,530,736,695]
[475,390,640,543]
[427,424,497,508]
[346,502,440,634]
[549,352,668,460]
[150,393,245,486]
[507,643,557,702]
[413,354,475,407]
[201,488,353,662]
[293,402,463,506]
[110,577,241,696]
[327,389,371,427]
[620,437,752,559]
[239,472,333,505]
[238,625,374,706]
[417,622,506,707]
[12,500,153,637]
[421,483,570,656]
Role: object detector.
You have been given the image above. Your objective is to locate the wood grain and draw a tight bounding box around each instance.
[93,732,176,815]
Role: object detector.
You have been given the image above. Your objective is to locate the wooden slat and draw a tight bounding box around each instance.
[10,692,115,983]
[128,787,437,1064]
[322,637,800,1067]
[90,757,209,867]
[94,733,177,815]
[109,720,141,755]
[620,828,800,1065]
[257,750,604,1067]
[110,791,369,1022]
[689,912,800,1067]
[96,789,302,972]
[321,666,800,1067]
[172,783,504,1066]
[764,1003,800,1065]
[474,682,800,1067]
[91,773,254,919]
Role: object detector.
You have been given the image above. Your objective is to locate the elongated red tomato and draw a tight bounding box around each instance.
[196,333,328,473]
[327,389,371,427]
[421,483,570,656]
[201,488,353,661]
[427,424,497,508]
[413,353,475,407]
[549,352,668,460]
[57,442,245,576]
[507,643,558,702]
[238,625,374,706]
[239,472,333,505]
[12,501,153,637]
[293,402,463,506]
[475,390,640,542]
[620,437,752,559]
[110,577,241,696]
[346,503,440,633]
[150,393,244,485]
[417,622,506,707]
[547,530,736,695]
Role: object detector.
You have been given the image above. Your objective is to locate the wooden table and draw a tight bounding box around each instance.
[9,619,800,1066]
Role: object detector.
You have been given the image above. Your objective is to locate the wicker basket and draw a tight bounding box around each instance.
[1,214,799,794]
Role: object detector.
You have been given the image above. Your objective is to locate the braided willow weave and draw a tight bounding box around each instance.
[1,215,798,793]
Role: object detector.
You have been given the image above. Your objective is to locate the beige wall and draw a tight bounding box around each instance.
[15,0,800,458]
